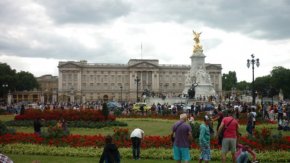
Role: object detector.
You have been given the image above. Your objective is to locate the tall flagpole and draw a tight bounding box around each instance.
[141,42,143,59]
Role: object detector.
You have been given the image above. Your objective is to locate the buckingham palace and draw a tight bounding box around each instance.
[57,59,222,103]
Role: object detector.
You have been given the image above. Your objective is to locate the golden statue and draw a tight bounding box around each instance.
[193,30,203,53]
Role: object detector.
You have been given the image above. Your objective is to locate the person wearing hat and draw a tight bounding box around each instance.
[199,115,211,163]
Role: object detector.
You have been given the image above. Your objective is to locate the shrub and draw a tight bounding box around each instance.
[113,109,122,116]
[190,122,201,140]
[112,128,129,141]
[5,120,127,128]
[252,127,283,146]
[41,126,70,139]
[0,120,15,135]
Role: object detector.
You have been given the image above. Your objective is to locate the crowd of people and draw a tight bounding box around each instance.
[2,99,290,163]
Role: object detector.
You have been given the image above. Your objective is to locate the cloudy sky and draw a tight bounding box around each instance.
[1,0,290,82]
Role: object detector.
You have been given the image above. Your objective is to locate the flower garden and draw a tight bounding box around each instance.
[0,109,290,162]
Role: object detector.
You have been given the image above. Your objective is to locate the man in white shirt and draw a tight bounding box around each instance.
[130,128,144,160]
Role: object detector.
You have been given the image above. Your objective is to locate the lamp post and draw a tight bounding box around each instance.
[247,54,260,105]
[120,85,123,102]
[135,77,140,102]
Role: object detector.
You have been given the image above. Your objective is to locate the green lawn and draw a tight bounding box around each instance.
[6,154,221,163]
[1,115,289,136]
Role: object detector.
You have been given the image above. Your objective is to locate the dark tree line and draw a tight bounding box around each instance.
[222,66,290,99]
[0,63,39,99]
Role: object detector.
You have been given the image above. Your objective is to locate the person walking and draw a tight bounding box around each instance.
[286,102,290,121]
[217,109,239,163]
[246,109,255,136]
[33,118,42,136]
[199,115,211,163]
[277,102,284,125]
[130,128,144,160]
[171,113,193,163]
[212,108,224,133]
[99,135,121,163]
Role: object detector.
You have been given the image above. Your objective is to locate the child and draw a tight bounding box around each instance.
[99,135,120,163]
[235,144,257,163]
[188,113,195,123]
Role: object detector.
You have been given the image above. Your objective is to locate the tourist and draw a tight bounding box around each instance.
[172,113,192,163]
[262,103,270,120]
[246,109,255,136]
[250,108,257,129]
[212,108,224,133]
[56,119,63,129]
[130,128,144,160]
[277,102,284,125]
[0,153,13,163]
[199,115,211,163]
[217,109,239,163]
[188,113,195,124]
[20,104,25,115]
[99,135,121,163]
[33,118,43,136]
[286,102,290,121]
[61,118,68,133]
[235,144,257,163]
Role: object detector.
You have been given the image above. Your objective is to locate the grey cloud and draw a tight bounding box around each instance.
[0,27,128,63]
[133,0,290,40]
[36,0,131,24]
[0,0,33,25]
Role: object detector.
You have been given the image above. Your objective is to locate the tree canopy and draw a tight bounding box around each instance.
[222,71,237,91]
[0,63,39,97]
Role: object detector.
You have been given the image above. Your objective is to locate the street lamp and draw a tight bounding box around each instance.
[120,85,123,102]
[135,77,140,102]
[247,54,260,105]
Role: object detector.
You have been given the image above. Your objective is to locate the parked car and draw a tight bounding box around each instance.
[107,101,122,110]
[203,103,215,111]
[132,103,150,112]
[169,103,191,113]
[27,103,40,109]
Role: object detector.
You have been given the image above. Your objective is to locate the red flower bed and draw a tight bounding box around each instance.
[1,132,289,151]
[15,109,115,122]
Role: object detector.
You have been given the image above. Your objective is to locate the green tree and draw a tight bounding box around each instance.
[15,71,39,91]
[236,80,251,91]
[222,71,237,91]
[255,75,272,97]
[270,66,290,99]
[0,63,17,97]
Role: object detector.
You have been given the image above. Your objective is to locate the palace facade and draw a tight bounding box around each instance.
[58,59,222,102]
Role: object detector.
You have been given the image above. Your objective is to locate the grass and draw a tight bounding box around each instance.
[6,154,221,163]
[1,114,289,136]
[0,114,14,121]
